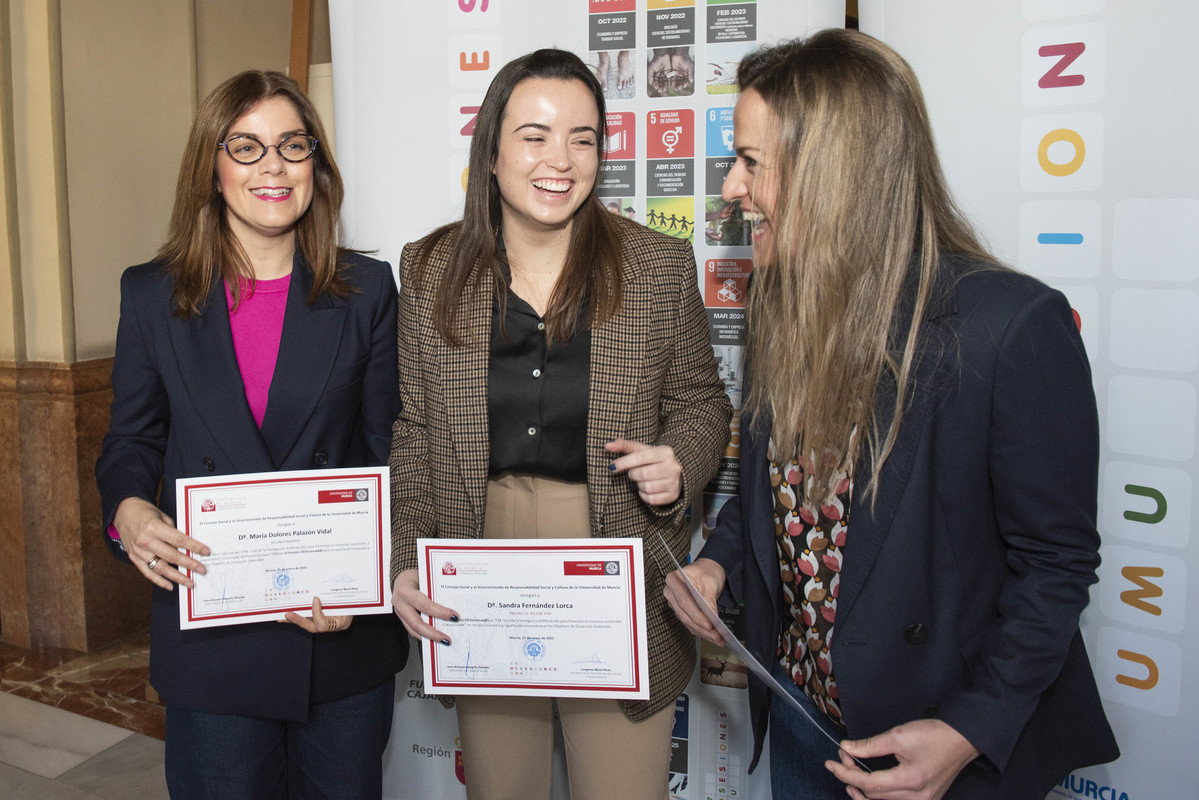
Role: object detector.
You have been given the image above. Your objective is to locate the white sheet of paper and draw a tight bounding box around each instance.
[176,467,391,629]
[658,533,870,770]
[418,538,650,699]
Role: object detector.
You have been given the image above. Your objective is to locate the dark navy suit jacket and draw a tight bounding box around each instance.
[96,252,408,721]
[699,257,1118,797]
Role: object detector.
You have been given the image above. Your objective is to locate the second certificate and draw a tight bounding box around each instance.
[418,538,649,700]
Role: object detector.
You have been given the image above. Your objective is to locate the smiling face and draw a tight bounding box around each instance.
[491,77,600,240]
[722,88,779,260]
[216,95,314,253]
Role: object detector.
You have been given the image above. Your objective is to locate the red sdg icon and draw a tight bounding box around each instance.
[605,112,636,159]
[705,259,752,308]
[646,109,694,159]
[590,0,634,11]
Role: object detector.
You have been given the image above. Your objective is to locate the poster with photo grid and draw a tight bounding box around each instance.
[332,2,846,797]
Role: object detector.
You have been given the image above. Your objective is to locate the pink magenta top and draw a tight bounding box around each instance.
[225,273,291,428]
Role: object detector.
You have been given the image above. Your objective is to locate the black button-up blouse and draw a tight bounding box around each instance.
[487,288,591,482]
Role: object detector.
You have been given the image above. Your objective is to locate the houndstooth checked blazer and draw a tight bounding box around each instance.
[389,216,732,720]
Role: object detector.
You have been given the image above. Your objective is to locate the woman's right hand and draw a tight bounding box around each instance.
[663,557,728,646]
[112,497,210,590]
[391,568,460,645]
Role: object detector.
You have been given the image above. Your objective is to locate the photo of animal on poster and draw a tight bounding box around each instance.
[698,635,748,689]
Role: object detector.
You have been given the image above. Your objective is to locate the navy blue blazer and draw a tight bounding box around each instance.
[96,252,408,721]
[700,257,1118,797]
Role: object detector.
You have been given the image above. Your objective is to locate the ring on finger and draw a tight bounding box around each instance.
[147,556,160,571]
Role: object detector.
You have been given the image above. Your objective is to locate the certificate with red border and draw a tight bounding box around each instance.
[176,468,390,630]
[418,538,650,699]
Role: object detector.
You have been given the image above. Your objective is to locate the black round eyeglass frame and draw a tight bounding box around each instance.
[217,134,320,165]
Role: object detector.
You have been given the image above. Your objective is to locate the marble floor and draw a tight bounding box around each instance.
[0,632,168,799]
[0,632,163,739]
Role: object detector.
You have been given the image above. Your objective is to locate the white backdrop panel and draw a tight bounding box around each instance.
[860,2,1199,798]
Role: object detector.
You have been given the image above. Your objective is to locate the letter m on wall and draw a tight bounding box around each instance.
[1120,565,1164,616]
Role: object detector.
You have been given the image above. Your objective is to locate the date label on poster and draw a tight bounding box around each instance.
[707,4,757,43]
[648,159,695,196]
[649,8,696,47]
[590,13,636,50]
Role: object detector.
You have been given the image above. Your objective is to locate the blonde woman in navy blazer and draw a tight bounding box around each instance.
[96,71,407,799]
[665,32,1118,800]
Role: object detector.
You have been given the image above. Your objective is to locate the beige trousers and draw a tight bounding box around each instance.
[455,472,674,800]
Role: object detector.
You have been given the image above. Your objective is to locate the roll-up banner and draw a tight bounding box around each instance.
[330,2,844,797]
[859,2,1199,799]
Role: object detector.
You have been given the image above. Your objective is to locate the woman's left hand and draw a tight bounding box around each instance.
[606,439,683,506]
[826,718,980,800]
[283,596,354,635]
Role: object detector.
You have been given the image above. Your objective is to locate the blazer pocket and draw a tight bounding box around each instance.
[325,354,369,392]
[643,333,671,369]
[958,623,992,681]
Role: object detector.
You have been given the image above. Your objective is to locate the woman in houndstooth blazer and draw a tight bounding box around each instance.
[388,49,731,800]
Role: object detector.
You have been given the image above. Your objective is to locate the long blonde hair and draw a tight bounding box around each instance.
[740,30,993,506]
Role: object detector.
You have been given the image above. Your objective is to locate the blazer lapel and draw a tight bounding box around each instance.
[587,253,648,530]
[835,283,959,627]
[439,271,493,525]
[260,256,347,467]
[165,281,275,472]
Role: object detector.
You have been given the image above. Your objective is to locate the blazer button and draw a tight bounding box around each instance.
[314,451,329,466]
[903,623,929,645]
[202,457,215,472]
[922,704,939,718]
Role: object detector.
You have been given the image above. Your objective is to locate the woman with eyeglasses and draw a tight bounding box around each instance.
[95,71,407,799]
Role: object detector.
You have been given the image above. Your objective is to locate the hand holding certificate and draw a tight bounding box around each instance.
[417,538,650,699]
[659,533,870,771]
[175,468,392,630]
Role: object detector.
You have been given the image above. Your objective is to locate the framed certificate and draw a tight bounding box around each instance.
[418,538,650,699]
[176,467,391,629]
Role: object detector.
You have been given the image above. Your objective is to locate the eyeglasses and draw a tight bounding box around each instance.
[218,134,319,164]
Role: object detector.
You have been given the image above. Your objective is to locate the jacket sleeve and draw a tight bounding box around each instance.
[389,244,438,581]
[358,261,401,466]
[697,493,747,611]
[937,287,1102,771]
[94,267,170,560]
[649,239,733,528]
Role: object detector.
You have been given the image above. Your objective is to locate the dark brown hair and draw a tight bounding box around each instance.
[411,48,622,345]
[157,70,351,318]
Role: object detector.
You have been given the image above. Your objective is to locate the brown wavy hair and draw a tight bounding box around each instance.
[740,30,993,506]
[157,70,351,318]
[409,48,622,346]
